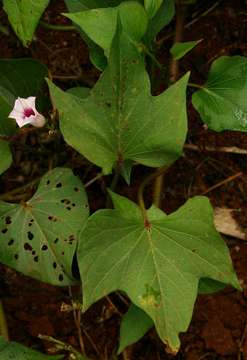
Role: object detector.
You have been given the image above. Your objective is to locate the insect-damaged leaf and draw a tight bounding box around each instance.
[78,192,239,352]
[0,168,88,286]
[47,23,189,175]
[192,56,247,132]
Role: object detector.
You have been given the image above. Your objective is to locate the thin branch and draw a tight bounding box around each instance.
[200,171,242,195]
[184,143,247,155]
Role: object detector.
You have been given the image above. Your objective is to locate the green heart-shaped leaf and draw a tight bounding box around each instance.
[47,23,189,175]
[192,56,247,132]
[0,141,12,175]
[3,0,49,46]
[78,192,239,352]
[0,168,88,286]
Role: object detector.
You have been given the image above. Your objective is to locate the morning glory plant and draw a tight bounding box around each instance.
[0,0,246,359]
[8,96,45,128]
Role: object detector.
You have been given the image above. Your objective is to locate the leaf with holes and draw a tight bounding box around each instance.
[47,22,189,175]
[3,0,49,46]
[0,141,12,175]
[0,168,88,286]
[192,56,247,132]
[0,337,63,360]
[78,192,239,353]
[0,58,48,136]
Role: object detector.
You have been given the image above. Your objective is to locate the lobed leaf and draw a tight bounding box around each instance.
[3,0,49,46]
[78,192,239,352]
[0,168,88,286]
[192,56,247,132]
[47,23,189,175]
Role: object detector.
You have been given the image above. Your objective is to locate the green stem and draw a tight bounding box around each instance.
[106,171,120,208]
[153,1,185,208]
[142,45,163,70]
[138,166,167,223]
[0,301,9,341]
[39,21,75,31]
[188,82,203,89]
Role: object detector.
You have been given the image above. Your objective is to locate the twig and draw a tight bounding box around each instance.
[200,172,243,195]
[68,287,86,356]
[156,1,222,47]
[238,323,247,360]
[0,177,41,201]
[184,143,247,155]
[84,172,103,188]
[38,334,85,359]
[52,74,82,80]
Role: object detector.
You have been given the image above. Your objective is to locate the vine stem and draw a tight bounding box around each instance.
[188,82,203,89]
[106,170,120,208]
[39,21,75,31]
[138,166,167,223]
[0,301,9,341]
[153,1,186,208]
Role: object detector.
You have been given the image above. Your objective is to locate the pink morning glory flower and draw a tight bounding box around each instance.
[8,96,45,128]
